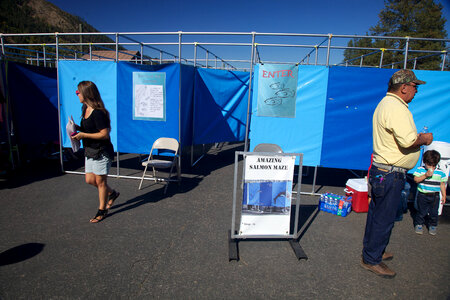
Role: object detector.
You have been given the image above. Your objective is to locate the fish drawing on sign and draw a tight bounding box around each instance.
[264,82,295,106]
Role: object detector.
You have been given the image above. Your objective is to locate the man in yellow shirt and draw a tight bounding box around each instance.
[361,69,433,278]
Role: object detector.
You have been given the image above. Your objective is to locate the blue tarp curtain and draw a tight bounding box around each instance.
[59,61,195,154]
[59,61,118,150]
[249,65,329,167]
[8,60,448,172]
[193,68,249,144]
[116,62,195,154]
[321,67,398,169]
[250,65,450,171]
[7,61,58,145]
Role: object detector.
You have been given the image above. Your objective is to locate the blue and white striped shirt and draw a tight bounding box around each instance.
[414,166,448,193]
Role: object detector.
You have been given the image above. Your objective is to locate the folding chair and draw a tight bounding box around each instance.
[138,137,181,193]
[253,143,283,153]
[249,143,284,212]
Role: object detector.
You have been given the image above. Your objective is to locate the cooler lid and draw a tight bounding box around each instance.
[424,141,450,159]
[346,178,368,192]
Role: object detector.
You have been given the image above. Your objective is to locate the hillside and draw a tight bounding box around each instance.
[0,0,115,47]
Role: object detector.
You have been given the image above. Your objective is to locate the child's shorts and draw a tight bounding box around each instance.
[85,154,111,175]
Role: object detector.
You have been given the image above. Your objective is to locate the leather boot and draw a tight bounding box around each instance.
[360,259,396,278]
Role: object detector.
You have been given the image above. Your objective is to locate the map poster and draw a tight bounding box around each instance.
[257,64,298,118]
[133,72,166,121]
[240,155,296,236]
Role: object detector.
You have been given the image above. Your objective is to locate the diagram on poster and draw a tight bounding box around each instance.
[257,64,298,118]
[133,72,166,121]
[240,155,295,235]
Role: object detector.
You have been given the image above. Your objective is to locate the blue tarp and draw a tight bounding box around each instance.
[58,61,118,150]
[116,62,194,153]
[59,61,195,154]
[193,68,249,144]
[321,67,397,169]
[249,65,329,167]
[250,65,450,170]
[7,61,58,145]
[55,61,450,170]
[322,67,450,171]
[10,60,449,172]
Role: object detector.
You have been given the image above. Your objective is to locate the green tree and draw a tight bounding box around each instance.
[343,0,447,70]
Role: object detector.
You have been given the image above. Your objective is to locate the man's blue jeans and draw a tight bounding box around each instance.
[362,166,406,265]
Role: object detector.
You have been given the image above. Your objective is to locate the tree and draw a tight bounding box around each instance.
[343,0,448,70]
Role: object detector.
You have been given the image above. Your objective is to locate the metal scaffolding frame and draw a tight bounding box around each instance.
[1,31,449,191]
[1,31,448,71]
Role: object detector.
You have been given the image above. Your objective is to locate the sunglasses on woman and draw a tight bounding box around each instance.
[75,90,80,95]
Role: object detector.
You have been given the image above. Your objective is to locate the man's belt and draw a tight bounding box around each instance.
[372,162,408,174]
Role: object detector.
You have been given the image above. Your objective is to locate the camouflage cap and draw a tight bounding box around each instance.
[390,69,426,85]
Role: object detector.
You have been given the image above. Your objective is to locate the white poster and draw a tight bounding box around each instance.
[240,155,295,236]
[134,84,164,119]
[132,72,166,121]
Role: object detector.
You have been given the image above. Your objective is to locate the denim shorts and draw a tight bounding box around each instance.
[85,154,111,175]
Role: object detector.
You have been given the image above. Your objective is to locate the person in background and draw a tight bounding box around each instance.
[413,150,447,235]
[72,81,120,223]
[361,69,433,278]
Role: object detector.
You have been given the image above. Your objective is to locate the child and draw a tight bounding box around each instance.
[413,150,447,235]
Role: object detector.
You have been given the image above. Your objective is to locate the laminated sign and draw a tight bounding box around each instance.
[240,155,296,235]
[257,64,298,118]
[132,72,166,121]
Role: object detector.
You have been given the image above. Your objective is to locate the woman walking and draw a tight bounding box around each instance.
[72,81,119,223]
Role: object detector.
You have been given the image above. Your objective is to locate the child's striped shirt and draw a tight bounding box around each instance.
[414,166,448,193]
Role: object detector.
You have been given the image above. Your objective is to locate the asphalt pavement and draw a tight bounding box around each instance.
[0,143,449,299]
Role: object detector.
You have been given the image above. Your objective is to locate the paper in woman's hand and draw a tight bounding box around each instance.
[66,116,80,152]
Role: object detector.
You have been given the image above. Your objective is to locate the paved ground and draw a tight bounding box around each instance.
[0,143,449,299]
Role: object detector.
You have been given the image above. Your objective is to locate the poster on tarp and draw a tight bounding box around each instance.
[133,72,166,121]
[257,64,298,118]
[240,154,296,235]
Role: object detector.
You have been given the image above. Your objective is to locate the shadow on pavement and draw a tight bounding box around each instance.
[0,159,64,189]
[107,175,203,219]
[0,243,45,266]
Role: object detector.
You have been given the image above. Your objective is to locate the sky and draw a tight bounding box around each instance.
[46,0,450,69]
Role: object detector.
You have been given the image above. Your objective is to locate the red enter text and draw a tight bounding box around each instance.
[262,70,294,78]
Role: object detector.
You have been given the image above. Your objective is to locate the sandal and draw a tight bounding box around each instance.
[90,209,108,223]
[106,190,120,209]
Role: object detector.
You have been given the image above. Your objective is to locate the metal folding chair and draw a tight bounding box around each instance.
[138,137,181,193]
[253,143,283,153]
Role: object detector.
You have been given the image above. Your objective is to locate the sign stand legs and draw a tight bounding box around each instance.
[289,239,308,260]
[228,230,239,261]
[228,234,308,262]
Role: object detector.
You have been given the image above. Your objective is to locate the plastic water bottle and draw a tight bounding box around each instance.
[420,126,429,150]
[323,194,329,212]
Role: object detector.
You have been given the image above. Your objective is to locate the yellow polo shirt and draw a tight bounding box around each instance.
[372,92,420,170]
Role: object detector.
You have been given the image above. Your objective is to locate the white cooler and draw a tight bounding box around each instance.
[423,141,450,215]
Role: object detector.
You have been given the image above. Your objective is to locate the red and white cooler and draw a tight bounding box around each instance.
[345,178,369,213]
